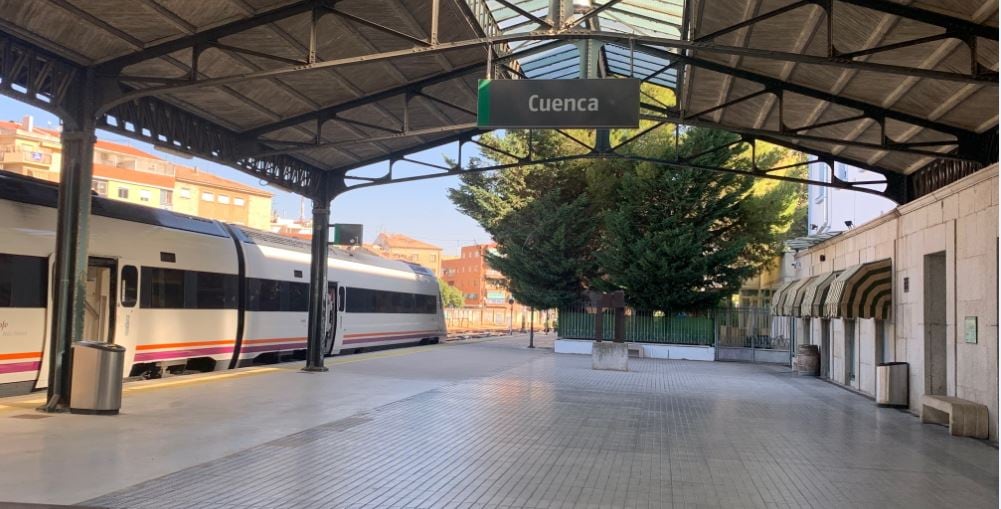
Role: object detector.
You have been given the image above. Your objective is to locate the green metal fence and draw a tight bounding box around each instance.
[557,306,716,346]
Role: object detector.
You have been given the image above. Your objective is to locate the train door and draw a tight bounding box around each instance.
[324,282,339,355]
[35,255,55,390]
[83,257,117,343]
[35,256,118,389]
[116,264,139,377]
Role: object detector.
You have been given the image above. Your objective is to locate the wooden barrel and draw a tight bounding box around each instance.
[796,345,820,376]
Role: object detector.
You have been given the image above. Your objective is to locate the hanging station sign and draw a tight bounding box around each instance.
[477,78,640,129]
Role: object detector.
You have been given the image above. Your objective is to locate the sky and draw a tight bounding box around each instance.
[0,97,490,257]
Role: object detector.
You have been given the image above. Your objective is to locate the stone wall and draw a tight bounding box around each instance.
[792,165,998,440]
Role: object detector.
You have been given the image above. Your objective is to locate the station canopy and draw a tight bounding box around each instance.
[0,0,996,202]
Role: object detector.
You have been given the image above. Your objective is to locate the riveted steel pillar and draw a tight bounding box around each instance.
[41,81,98,412]
[303,175,331,372]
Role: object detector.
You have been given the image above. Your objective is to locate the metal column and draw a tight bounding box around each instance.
[303,176,331,372]
[41,90,97,411]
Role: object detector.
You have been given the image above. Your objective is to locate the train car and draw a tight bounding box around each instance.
[227,227,445,365]
[0,172,445,396]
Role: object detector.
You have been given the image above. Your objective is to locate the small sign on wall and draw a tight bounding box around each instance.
[964,316,978,344]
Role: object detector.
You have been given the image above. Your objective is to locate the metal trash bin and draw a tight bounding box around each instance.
[876,362,908,407]
[70,341,126,415]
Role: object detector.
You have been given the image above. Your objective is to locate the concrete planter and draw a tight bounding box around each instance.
[556,339,715,361]
[592,341,629,371]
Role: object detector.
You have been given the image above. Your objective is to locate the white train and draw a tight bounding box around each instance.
[0,172,445,396]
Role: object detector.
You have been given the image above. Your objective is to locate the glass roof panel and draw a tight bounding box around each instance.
[472,1,685,88]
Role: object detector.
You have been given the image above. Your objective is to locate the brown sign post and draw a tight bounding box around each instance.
[587,290,626,343]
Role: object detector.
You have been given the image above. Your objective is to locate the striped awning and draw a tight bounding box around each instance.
[823,259,893,320]
[785,276,817,317]
[800,271,840,317]
[770,279,798,316]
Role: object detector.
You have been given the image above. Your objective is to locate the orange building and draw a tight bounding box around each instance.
[372,233,443,276]
[0,115,273,229]
[441,244,511,308]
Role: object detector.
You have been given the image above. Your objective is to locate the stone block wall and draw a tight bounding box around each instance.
[792,165,998,440]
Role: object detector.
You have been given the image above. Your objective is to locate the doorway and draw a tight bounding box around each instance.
[324,282,339,355]
[83,257,117,343]
[924,252,947,395]
[820,319,830,378]
[845,319,856,386]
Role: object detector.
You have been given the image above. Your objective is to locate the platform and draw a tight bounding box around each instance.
[1,335,996,508]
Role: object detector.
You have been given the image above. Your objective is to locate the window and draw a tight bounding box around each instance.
[344,287,437,314]
[217,195,230,204]
[245,278,310,312]
[201,192,214,202]
[139,190,152,202]
[287,282,309,311]
[234,197,245,206]
[0,253,47,307]
[140,267,238,309]
[91,179,108,196]
[191,272,236,308]
[141,267,184,308]
[338,286,345,312]
[160,189,172,207]
[117,188,129,199]
[179,188,191,199]
[121,265,138,307]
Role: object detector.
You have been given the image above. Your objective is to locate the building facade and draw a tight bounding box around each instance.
[0,115,272,230]
[441,244,511,308]
[774,166,998,440]
[372,233,443,276]
[807,159,896,234]
[0,117,60,180]
[172,166,272,228]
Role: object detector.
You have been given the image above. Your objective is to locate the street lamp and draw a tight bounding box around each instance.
[529,307,535,348]
[508,297,515,335]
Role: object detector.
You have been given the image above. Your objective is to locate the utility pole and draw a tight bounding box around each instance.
[529,308,535,348]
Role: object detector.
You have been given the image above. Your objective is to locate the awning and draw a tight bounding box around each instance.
[770,279,798,316]
[823,259,893,320]
[785,276,817,317]
[800,272,840,318]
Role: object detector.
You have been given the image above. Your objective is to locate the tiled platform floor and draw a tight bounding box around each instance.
[85,339,997,509]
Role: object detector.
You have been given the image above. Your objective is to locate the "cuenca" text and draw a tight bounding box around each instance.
[528,95,599,112]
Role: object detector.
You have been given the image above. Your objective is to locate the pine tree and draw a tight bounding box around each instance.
[598,128,789,312]
[484,192,598,309]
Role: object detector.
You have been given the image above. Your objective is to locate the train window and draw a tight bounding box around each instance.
[190,272,238,309]
[141,267,238,309]
[344,287,437,314]
[338,286,345,312]
[0,253,47,308]
[287,282,309,312]
[141,267,185,308]
[246,279,276,311]
[121,265,138,307]
[245,278,309,312]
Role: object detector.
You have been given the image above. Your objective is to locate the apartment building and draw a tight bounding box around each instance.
[441,243,511,308]
[0,115,272,230]
[372,233,443,276]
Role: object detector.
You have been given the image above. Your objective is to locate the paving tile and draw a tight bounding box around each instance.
[84,352,998,508]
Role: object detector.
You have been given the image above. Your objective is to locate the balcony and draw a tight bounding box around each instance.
[484,269,504,280]
[0,150,52,166]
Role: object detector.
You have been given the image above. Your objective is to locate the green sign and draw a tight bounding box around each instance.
[965,316,978,344]
[331,223,362,246]
[477,78,640,129]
